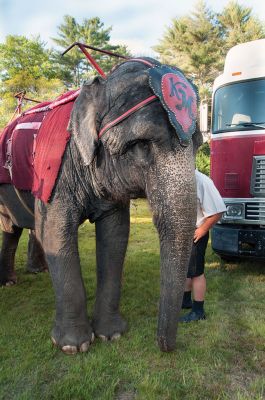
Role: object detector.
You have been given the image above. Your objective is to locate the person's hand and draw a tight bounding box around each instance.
[193,213,223,243]
[193,226,207,243]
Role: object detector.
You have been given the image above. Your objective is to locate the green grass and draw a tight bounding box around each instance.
[0,199,264,400]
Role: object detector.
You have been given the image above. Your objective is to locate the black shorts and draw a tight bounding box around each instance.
[187,232,209,278]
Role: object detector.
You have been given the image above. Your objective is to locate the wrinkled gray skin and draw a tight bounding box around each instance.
[0,187,48,284]
[0,58,202,353]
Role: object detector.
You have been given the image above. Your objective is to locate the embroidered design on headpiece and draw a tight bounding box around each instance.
[149,65,199,146]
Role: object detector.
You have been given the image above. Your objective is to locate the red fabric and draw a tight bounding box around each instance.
[0,111,47,188]
[32,100,73,202]
[0,119,18,184]
[161,72,197,133]
[0,90,78,203]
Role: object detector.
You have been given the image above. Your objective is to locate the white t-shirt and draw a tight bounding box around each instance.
[195,169,227,227]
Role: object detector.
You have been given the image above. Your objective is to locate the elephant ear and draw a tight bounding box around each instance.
[68,77,103,165]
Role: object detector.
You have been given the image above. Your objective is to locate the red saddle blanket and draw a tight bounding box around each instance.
[0,90,79,202]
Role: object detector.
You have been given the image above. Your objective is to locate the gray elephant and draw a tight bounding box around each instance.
[0,191,48,284]
[0,58,202,353]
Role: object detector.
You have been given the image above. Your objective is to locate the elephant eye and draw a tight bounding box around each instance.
[123,140,152,165]
[126,140,149,153]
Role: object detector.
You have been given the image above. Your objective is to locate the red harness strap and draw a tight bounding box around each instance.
[125,58,154,68]
[98,95,157,138]
[98,58,158,139]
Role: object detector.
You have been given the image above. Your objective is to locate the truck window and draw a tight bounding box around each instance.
[212,79,265,133]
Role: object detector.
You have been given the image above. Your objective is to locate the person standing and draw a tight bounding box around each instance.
[180,169,226,322]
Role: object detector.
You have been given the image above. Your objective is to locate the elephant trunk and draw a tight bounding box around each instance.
[146,148,196,351]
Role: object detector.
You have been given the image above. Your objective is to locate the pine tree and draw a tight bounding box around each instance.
[154,1,223,97]
[218,1,265,51]
[154,0,265,97]
[51,15,130,87]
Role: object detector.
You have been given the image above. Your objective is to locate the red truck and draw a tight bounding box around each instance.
[201,39,265,259]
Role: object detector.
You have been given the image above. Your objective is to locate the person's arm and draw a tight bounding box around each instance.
[194,212,223,243]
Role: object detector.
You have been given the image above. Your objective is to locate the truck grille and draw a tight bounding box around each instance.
[251,156,265,197]
[245,202,265,221]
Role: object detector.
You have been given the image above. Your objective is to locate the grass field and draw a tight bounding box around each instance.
[0,199,264,400]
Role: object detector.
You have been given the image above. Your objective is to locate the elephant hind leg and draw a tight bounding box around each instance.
[26,230,48,274]
[0,226,23,286]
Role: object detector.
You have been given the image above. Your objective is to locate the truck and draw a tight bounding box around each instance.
[201,39,265,259]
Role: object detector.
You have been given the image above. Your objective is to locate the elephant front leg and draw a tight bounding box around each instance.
[92,205,130,341]
[35,202,94,354]
[0,226,23,286]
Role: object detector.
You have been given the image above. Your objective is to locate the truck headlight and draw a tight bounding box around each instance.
[223,204,244,220]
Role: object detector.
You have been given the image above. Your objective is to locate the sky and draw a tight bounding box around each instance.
[0,0,265,56]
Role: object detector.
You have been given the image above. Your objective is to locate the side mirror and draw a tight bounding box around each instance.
[199,99,209,134]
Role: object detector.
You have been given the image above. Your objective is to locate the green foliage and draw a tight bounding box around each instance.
[0,35,56,82]
[0,16,131,127]
[0,35,65,127]
[219,1,265,50]
[196,141,210,176]
[154,0,265,98]
[0,79,65,128]
[154,0,223,96]
[0,200,264,399]
[51,15,131,87]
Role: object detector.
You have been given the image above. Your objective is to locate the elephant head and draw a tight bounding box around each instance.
[69,58,202,351]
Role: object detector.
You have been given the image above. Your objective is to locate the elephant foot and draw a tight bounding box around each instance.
[0,271,17,286]
[51,323,94,355]
[26,264,48,274]
[157,335,176,352]
[92,313,127,341]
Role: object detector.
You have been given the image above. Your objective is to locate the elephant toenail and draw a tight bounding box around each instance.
[79,341,90,352]
[91,333,95,343]
[6,281,15,287]
[111,333,121,341]
[62,345,78,355]
[51,336,57,346]
[98,334,108,342]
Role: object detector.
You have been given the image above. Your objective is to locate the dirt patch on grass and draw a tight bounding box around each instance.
[228,366,263,398]
[115,390,137,400]
[114,381,137,400]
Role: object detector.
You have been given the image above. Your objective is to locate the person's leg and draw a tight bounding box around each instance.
[192,273,206,301]
[181,243,196,309]
[190,273,206,317]
[179,233,208,322]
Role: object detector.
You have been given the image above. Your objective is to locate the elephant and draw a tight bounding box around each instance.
[0,189,48,284]
[0,57,202,353]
